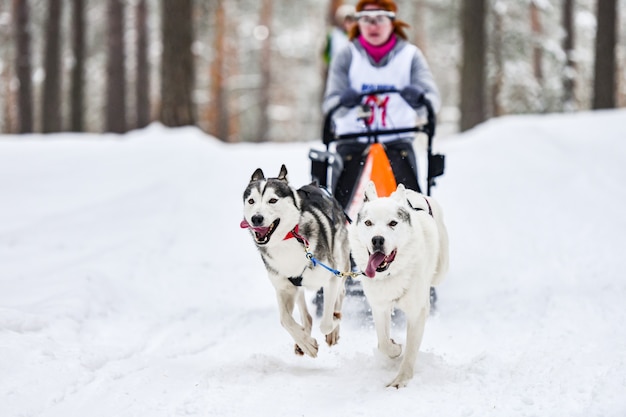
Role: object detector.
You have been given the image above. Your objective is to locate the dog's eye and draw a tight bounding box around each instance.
[248,198,254,204]
[388,220,398,227]
[268,198,278,204]
[364,220,372,227]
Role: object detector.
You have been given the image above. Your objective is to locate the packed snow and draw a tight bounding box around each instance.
[2,110,626,417]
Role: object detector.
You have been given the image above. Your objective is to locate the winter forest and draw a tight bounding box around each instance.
[1,0,624,142]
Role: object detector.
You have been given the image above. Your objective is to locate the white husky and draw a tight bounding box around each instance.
[349,182,449,388]
[241,165,350,357]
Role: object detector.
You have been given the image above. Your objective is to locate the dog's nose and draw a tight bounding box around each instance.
[372,235,385,251]
[251,214,264,226]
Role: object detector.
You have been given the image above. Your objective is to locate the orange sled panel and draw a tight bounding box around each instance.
[368,143,397,197]
[346,143,397,221]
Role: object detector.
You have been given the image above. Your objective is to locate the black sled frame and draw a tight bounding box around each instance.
[309,88,444,199]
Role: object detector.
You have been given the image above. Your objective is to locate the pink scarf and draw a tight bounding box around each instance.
[358,34,397,63]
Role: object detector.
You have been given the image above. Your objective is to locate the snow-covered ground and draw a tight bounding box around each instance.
[2,110,626,417]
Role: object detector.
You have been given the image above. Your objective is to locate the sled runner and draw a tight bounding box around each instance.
[309,88,445,316]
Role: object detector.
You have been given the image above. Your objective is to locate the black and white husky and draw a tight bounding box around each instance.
[349,182,449,388]
[241,165,350,357]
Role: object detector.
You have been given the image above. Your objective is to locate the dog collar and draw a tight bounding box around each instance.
[283,224,299,240]
[283,225,310,246]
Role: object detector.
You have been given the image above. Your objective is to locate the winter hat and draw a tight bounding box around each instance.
[335,4,356,24]
[355,0,398,13]
[349,0,410,40]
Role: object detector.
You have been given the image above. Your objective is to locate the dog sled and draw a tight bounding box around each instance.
[309,88,445,316]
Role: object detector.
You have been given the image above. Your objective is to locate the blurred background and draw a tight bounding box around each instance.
[1,0,624,142]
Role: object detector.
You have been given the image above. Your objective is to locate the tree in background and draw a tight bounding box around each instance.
[207,0,228,141]
[257,0,272,142]
[70,0,85,132]
[592,0,618,109]
[491,3,505,117]
[1,0,625,137]
[562,0,576,111]
[13,0,33,133]
[160,0,195,127]
[530,1,543,88]
[41,0,62,133]
[459,0,487,132]
[135,0,150,129]
[106,0,126,133]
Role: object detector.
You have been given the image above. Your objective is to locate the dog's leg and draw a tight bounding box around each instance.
[296,290,313,337]
[371,304,402,359]
[276,289,319,358]
[319,275,343,340]
[387,306,428,389]
[324,277,346,346]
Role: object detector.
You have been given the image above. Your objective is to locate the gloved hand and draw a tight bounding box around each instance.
[400,85,425,108]
[339,88,361,108]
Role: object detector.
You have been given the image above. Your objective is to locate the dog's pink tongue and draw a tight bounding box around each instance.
[240,220,269,237]
[365,252,387,278]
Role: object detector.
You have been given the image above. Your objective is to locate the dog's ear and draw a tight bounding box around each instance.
[277,164,288,182]
[391,183,406,202]
[363,181,378,202]
[251,168,265,182]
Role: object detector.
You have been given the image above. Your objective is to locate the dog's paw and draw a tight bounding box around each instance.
[319,312,341,336]
[325,325,341,347]
[380,338,402,359]
[294,337,319,358]
[386,375,410,389]
[386,368,413,389]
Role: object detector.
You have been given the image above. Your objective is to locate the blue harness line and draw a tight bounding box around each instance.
[287,227,363,284]
[306,251,343,276]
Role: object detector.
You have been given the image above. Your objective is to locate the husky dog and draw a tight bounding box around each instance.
[241,165,350,357]
[349,182,449,388]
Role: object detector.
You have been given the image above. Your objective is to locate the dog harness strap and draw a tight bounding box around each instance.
[424,197,433,217]
[288,276,303,286]
[283,224,300,240]
[286,226,310,248]
[285,225,361,278]
[407,197,433,217]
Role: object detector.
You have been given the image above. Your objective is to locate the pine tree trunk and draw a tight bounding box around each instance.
[41,0,62,133]
[562,0,576,111]
[135,0,150,128]
[412,0,427,53]
[105,0,126,133]
[491,5,504,117]
[257,0,272,142]
[530,2,543,84]
[13,0,33,133]
[592,0,617,109]
[208,0,228,140]
[70,0,85,132]
[460,0,487,131]
[160,0,195,127]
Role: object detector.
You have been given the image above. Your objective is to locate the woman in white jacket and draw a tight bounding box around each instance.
[322,0,440,207]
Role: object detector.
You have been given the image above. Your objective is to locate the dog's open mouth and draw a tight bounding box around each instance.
[242,219,280,245]
[365,249,397,278]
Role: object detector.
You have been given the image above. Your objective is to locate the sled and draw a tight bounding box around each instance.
[309,88,445,316]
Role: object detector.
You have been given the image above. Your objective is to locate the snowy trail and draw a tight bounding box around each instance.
[2,113,626,416]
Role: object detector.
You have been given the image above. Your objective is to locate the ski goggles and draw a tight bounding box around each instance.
[355,10,396,25]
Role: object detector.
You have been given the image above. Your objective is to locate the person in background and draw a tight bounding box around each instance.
[322,0,440,202]
[323,4,357,66]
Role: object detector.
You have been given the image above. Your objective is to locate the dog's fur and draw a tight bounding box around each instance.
[241,165,350,357]
[349,182,449,388]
